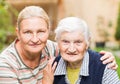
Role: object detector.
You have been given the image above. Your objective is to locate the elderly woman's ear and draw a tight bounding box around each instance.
[86,37,91,50]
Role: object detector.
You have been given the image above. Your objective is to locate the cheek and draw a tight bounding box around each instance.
[18,34,29,43]
[20,37,29,44]
[79,43,88,50]
[58,44,67,52]
[40,33,49,42]
[78,47,86,55]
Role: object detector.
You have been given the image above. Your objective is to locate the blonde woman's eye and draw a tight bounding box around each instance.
[38,30,46,34]
[23,30,31,34]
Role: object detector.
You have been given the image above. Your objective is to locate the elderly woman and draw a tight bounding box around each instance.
[53,17,120,84]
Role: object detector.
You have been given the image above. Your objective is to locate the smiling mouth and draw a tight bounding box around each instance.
[29,44,40,47]
[67,53,77,55]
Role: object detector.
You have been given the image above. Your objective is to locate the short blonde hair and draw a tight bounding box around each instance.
[17,6,50,30]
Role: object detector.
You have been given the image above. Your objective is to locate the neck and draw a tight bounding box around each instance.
[67,60,83,69]
[16,41,41,69]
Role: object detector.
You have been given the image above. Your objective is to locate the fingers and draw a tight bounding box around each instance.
[42,57,56,84]
[48,56,55,65]
[107,61,118,70]
[100,52,114,64]
[99,50,106,55]
[47,56,57,72]
[110,64,118,70]
[52,62,57,72]
[100,51,118,70]
[102,55,114,64]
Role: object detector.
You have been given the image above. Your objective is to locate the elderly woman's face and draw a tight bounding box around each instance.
[58,31,88,63]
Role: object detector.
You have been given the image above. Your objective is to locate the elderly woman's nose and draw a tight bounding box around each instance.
[68,43,76,52]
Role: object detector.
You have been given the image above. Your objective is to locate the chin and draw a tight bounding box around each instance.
[65,59,75,63]
[29,48,42,53]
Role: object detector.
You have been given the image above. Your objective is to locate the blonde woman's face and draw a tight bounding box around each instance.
[58,31,88,63]
[16,17,49,54]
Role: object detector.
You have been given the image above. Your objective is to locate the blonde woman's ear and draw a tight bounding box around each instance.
[16,27,20,40]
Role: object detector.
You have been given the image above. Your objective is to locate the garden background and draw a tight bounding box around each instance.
[0,0,120,78]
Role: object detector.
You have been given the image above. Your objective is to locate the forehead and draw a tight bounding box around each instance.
[60,31,84,40]
[20,17,47,28]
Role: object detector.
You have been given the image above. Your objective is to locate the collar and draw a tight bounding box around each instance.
[54,51,89,77]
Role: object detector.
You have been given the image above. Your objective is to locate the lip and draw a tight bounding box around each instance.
[66,54,77,57]
[67,53,77,55]
[29,44,40,47]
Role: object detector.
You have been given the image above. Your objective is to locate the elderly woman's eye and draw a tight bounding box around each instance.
[75,40,82,45]
[62,40,69,43]
[76,41,82,43]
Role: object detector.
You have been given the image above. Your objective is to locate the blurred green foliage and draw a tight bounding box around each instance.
[115,3,120,49]
[0,0,18,50]
[115,56,120,78]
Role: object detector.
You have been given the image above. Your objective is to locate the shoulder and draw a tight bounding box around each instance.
[46,40,57,47]
[102,67,120,83]
[88,49,102,60]
[87,49,106,67]
[46,40,59,56]
[0,42,19,68]
[87,50,107,81]
[47,40,56,44]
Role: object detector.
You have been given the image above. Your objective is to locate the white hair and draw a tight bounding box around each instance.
[55,17,91,46]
